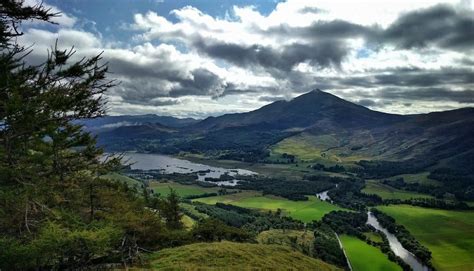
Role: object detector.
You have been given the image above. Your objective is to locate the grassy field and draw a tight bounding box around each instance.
[194,191,345,222]
[377,205,474,271]
[362,180,433,200]
[340,235,402,271]
[149,181,219,197]
[388,172,441,186]
[271,133,368,164]
[147,241,341,270]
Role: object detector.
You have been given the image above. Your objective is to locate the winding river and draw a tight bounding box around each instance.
[367,211,430,271]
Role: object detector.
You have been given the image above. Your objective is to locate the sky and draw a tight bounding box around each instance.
[17,0,474,118]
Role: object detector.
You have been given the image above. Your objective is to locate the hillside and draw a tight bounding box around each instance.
[146,241,342,270]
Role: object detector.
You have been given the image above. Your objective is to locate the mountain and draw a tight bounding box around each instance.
[78,114,199,132]
[192,89,407,132]
[89,90,474,172]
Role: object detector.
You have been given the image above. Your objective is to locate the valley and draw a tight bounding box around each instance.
[90,90,474,270]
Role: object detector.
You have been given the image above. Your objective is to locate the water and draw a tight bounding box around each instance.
[315,184,337,202]
[122,152,256,186]
[316,190,331,201]
[367,211,430,271]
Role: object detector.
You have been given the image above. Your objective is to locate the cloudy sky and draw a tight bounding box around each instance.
[18,0,474,118]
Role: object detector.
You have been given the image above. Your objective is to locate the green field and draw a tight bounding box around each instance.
[271,133,369,164]
[377,205,474,271]
[362,180,433,200]
[194,191,345,222]
[388,172,441,186]
[150,181,219,197]
[147,241,341,270]
[340,235,401,271]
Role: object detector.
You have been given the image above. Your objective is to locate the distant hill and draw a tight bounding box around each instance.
[78,114,198,132]
[146,241,341,270]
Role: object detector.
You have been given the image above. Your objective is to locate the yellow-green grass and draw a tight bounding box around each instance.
[257,229,315,250]
[101,172,142,188]
[150,181,219,198]
[147,241,341,270]
[271,133,368,163]
[180,203,209,220]
[272,134,341,162]
[377,205,474,271]
[340,235,402,271]
[194,191,345,222]
[362,180,433,200]
[388,172,441,186]
[363,231,384,243]
[181,215,195,230]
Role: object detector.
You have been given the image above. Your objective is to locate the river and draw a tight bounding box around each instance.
[367,211,430,271]
[122,152,257,186]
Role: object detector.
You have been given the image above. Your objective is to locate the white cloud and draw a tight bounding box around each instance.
[14,0,474,117]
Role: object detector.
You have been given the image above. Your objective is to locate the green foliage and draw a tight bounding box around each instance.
[190,218,251,242]
[312,223,347,268]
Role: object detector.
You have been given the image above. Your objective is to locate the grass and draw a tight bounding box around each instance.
[146,241,341,270]
[362,180,433,200]
[181,215,195,230]
[340,235,402,271]
[101,172,142,189]
[257,229,315,251]
[194,191,345,222]
[377,205,474,271]
[363,231,384,243]
[271,133,369,164]
[388,172,441,186]
[272,134,341,162]
[180,202,209,220]
[149,181,219,198]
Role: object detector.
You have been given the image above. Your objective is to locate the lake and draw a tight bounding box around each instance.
[122,152,257,186]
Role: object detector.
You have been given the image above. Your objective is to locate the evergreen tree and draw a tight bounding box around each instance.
[0,1,167,268]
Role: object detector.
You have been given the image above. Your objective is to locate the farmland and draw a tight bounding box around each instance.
[194,191,345,222]
[377,205,474,271]
[340,235,401,271]
[362,180,433,200]
[149,181,219,197]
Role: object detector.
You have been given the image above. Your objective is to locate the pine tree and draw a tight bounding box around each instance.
[0,1,167,269]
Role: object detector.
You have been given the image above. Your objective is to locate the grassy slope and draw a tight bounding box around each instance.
[194,191,345,222]
[257,229,315,251]
[271,133,368,164]
[388,172,441,186]
[147,241,341,270]
[150,181,219,197]
[101,172,142,188]
[340,235,401,271]
[377,205,474,271]
[362,180,433,200]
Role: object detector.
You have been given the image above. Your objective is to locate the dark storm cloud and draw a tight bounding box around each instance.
[259,95,286,102]
[110,66,228,104]
[381,4,474,50]
[327,68,474,89]
[349,87,474,104]
[193,38,347,71]
[267,20,376,39]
